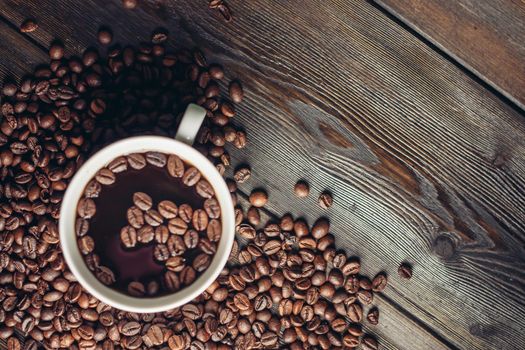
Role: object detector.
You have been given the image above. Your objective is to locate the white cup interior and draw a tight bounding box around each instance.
[59,136,235,313]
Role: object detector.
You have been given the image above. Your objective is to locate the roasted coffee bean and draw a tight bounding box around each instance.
[133,192,152,211]
[127,206,144,228]
[166,256,185,272]
[108,156,128,173]
[318,192,333,209]
[98,28,113,45]
[128,153,146,170]
[228,80,243,103]
[367,308,379,325]
[372,273,387,292]
[145,152,167,167]
[182,167,201,186]
[120,226,137,248]
[249,189,267,207]
[168,217,188,235]
[294,181,309,197]
[154,244,170,261]
[167,154,185,177]
[398,263,412,279]
[145,209,163,226]
[179,204,193,223]
[203,198,220,219]
[196,180,214,198]
[137,225,154,243]
[233,167,251,183]
[77,198,96,218]
[96,168,116,185]
[155,225,169,243]
[182,229,198,249]
[158,200,178,219]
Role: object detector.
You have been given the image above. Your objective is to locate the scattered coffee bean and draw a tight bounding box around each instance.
[122,0,137,9]
[233,167,251,183]
[228,80,243,103]
[98,28,113,45]
[398,263,412,279]
[294,180,309,197]
[318,192,333,209]
[367,308,379,325]
[20,19,38,33]
[249,189,268,207]
[133,192,152,211]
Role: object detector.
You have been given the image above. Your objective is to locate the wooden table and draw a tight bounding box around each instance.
[0,1,524,349]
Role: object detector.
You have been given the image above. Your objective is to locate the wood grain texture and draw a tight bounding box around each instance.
[373,0,525,110]
[0,0,524,349]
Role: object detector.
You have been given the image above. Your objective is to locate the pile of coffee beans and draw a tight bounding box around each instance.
[75,152,222,296]
[0,24,391,350]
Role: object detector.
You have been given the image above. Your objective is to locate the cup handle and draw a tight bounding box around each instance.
[174,103,207,145]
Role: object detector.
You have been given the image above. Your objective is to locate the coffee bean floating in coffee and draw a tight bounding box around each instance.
[76,152,221,296]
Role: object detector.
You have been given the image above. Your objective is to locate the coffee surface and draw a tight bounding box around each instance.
[88,163,205,293]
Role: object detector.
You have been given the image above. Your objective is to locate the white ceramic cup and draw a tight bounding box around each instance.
[59,104,235,313]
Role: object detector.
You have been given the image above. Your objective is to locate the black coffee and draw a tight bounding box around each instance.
[76,152,221,297]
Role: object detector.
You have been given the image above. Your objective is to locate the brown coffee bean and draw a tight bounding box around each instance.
[164,271,181,292]
[372,273,388,292]
[120,321,141,336]
[127,206,144,228]
[228,80,243,103]
[312,218,330,239]
[154,244,170,261]
[398,263,412,279]
[343,334,359,347]
[191,209,208,231]
[98,28,113,45]
[145,210,163,227]
[294,181,309,197]
[202,198,220,219]
[77,198,96,218]
[178,204,193,223]
[233,167,251,183]
[196,180,214,198]
[78,236,95,255]
[155,225,169,243]
[145,152,167,167]
[367,308,379,325]
[346,303,363,323]
[158,200,178,219]
[263,240,281,255]
[108,156,128,173]
[49,42,64,60]
[206,219,221,242]
[342,260,360,276]
[249,190,267,207]
[167,154,185,177]
[181,229,198,249]
[318,192,333,209]
[20,19,38,33]
[137,225,154,243]
[182,167,201,186]
[95,168,115,185]
[133,192,152,211]
[122,0,137,9]
[84,180,102,198]
[166,256,185,272]
[193,253,211,272]
[120,226,137,248]
[128,153,146,170]
[167,235,185,256]
[238,224,256,239]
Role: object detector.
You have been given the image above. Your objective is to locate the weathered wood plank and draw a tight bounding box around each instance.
[373,0,525,110]
[0,0,524,349]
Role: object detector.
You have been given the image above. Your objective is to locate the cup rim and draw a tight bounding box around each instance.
[59,136,235,313]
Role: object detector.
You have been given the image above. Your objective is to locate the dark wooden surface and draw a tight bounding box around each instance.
[0,0,524,349]
[374,0,525,110]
